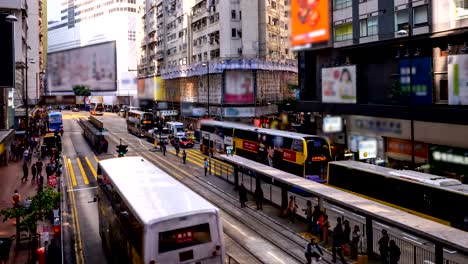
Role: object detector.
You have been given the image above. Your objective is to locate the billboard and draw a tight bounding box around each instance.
[224,70,254,104]
[154,77,166,101]
[323,116,343,133]
[291,0,330,47]
[322,65,357,103]
[137,77,154,99]
[0,14,14,88]
[448,54,468,105]
[47,41,117,92]
[399,58,432,104]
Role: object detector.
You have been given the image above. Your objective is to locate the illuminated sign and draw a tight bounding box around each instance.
[359,139,377,160]
[291,0,330,47]
[282,149,297,162]
[323,116,343,133]
[432,151,468,165]
[242,141,258,152]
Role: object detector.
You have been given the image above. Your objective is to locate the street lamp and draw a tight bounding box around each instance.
[397,27,416,168]
[202,62,210,118]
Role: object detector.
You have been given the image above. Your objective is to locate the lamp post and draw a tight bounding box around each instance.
[397,26,415,168]
[25,53,36,134]
[202,61,210,118]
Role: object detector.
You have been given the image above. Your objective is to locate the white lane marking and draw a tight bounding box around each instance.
[267,251,286,264]
[67,186,98,192]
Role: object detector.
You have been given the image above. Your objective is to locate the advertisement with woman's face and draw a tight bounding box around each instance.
[321,65,357,103]
[224,70,255,104]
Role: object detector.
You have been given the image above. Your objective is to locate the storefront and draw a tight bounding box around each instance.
[429,145,468,182]
[0,129,15,166]
[386,138,429,170]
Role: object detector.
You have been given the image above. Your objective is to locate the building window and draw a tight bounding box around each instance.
[239,11,242,20]
[334,23,353,41]
[395,9,409,31]
[360,16,378,37]
[231,28,237,38]
[413,5,428,27]
[455,0,468,18]
[231,10,236,19]
[271,1,277,9]
[334,0,352,10]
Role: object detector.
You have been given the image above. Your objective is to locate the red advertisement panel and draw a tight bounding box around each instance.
[282,149,297,163]
[291,0,330,47]
[242,141,258,152]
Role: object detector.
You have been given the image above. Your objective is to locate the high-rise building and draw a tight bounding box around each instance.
[138,0,298,120]
[0,0,45,128]
[47,0,141,97]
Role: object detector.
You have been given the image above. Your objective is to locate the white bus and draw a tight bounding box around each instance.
[97,157,225,264]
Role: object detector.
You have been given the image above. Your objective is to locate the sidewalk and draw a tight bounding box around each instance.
[0,149,54,263]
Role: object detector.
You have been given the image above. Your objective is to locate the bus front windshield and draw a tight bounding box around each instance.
[142,114,154,130]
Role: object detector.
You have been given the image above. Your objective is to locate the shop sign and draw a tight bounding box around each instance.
[347,115,411,139]
[242,141,258,152]
[159,110,178,116]
[282,149,297,162]
[387,138,428,159]
[224,136,233,146]
[429,145,468,166]
[359,139,377,160]
[323,116,343,133]
[223,107,255,117]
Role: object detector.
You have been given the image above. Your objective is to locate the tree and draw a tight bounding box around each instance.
[0,187,60,249]
[72,85,91,96]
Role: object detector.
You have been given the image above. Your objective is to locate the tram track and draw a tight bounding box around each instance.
[103,130,304,263]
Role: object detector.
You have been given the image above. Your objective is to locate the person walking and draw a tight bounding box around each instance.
[162,142,166,156]
[287,195,298,223]
[305,237,323,264]
[388,240,401,264]
[21,162,29,182]
[23,148,29,162]
[312,206,322,235]
[378,229,390,264]
[203,158,209,176]
[321,214,331,245]
[239,183,247,208]
[182,150,187,164]
[31,163,37,182]
[46,163,52,177]
[343,219,351,245]
[254,186,263,210]
[11,190,22,208]
[36,160,43,176]
[303,201,313,232]
[332,218,346,264]
[351,225,361,260]
[175,143,180,156]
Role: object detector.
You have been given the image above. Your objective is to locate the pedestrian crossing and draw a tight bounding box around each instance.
[168,148,234,177]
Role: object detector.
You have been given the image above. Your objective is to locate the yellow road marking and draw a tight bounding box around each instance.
[76,158,90,185]
[93,155,99,163]
[140,152,184,180]
[85,157,97,179]
[67,158,78,186]
[169,150,232,176]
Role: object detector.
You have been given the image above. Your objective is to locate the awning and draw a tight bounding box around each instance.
[0,129,15,155]
[386,152,427,164]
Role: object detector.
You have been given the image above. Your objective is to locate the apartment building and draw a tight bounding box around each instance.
[138,0,298,120]
[0,0,45,129]
[297,0,468,178]
[47,0,141,97]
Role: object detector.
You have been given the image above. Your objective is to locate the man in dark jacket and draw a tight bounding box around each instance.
[379,229,390,264]
[239,184,247,208]
[332,218,346,263]
[254,187,263,210]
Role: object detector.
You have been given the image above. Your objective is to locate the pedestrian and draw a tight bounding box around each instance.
[175,144,180,156]
[378,229,390,264]
[204,158,208,176]
[239,183,247,208]
[254,186,263,210]
[388,240,401,264]
[11,190,22,208]
[36,160,43,176]
[21,162,29,182]
[351,225,361,260]
[312,205,322,234]
[332,218,346,264]
[343,219,351,244]
[23,148,29,162]
[305,237,323,264]
[46,163,52,177]
[27,148,33,163]
[38,174,44,191]
[162,142,166,156]
[287,195,298,223]
[31,163,37,182]
[303,201,313,232]
[182,150,187,164]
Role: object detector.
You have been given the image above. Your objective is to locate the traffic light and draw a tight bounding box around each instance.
[116,144,128,157]
[54,131,59,139]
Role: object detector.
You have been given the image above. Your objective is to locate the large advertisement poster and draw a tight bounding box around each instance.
[399,58,432,104]
[154,77,166,101]
[0,13,14,88]
[322,65,357,103]
[224,70,254,104]
[448,54,468,105]
[47,41,116,92]
[291,0,330,47]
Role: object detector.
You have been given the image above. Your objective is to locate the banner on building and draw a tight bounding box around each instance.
[224,70,254,104]
[291,0,330,48]
[399,58,433,104]
[322,65,357,103]
[154,77,166,101]
[47,41,117,92]
[323,116,343,133]
[448,54,468,105]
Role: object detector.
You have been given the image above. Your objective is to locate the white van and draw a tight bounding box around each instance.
[166,122,185,137]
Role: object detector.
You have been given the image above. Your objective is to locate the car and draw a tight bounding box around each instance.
[170,136,194,148]
[72,107,79,112]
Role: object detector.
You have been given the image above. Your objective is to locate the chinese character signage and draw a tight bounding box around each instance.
[399,58,433,104]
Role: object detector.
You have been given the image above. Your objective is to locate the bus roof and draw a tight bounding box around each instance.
[98,157,218,225]
[330,160,468,195]
[200,120,252,129]
[48,112,62,117]
[166,121,183,125]
[127,110,153,115]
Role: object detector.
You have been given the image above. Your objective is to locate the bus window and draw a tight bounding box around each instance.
[158,223,212,253]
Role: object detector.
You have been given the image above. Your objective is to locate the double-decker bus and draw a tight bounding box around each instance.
[200,120,331,177]
[48,111,63,132]
[328,160,468,231]
[97,157,225,263]
[126,110,154,137]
